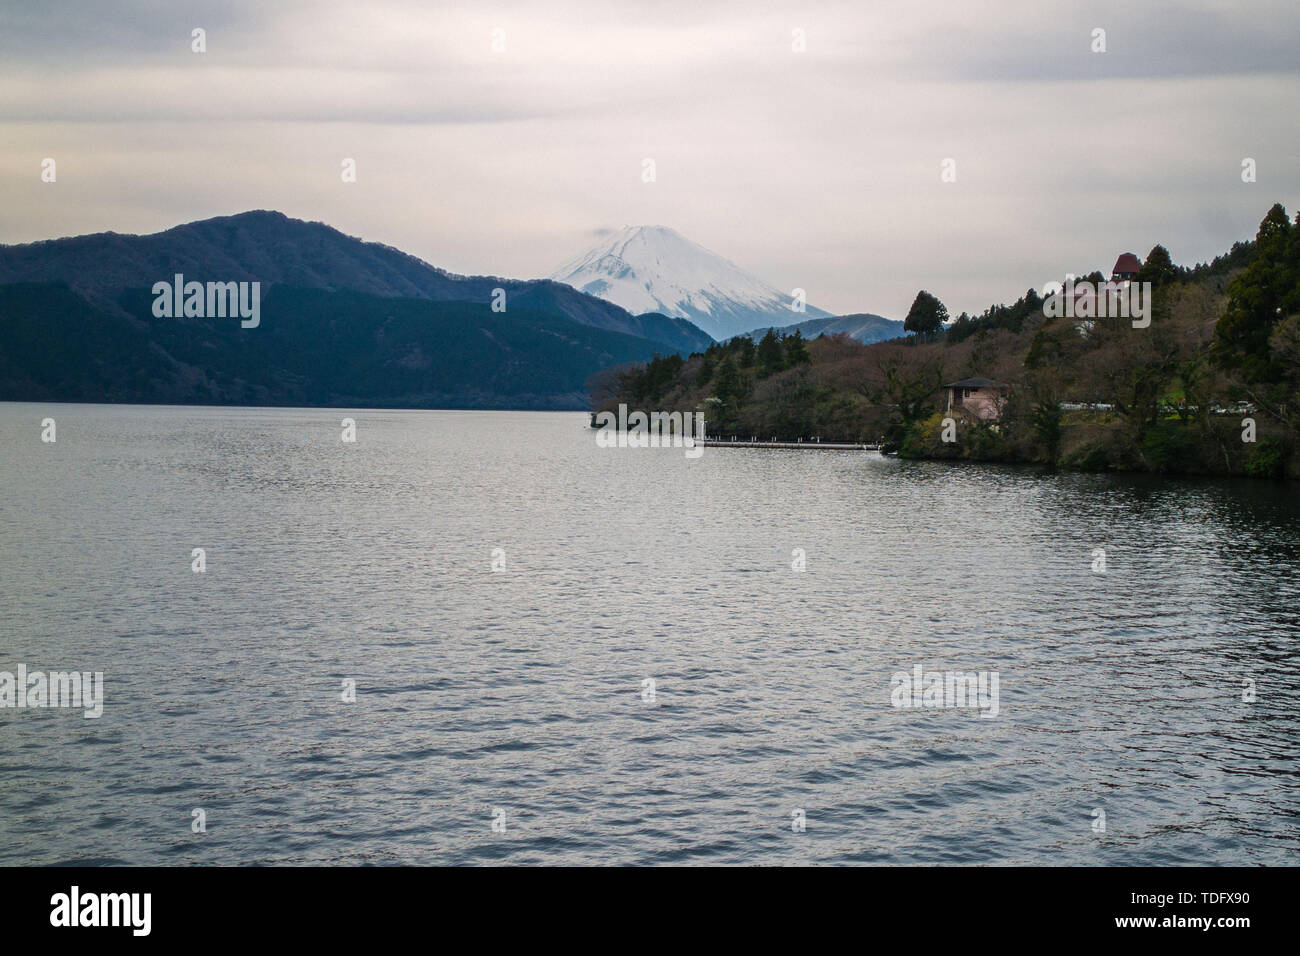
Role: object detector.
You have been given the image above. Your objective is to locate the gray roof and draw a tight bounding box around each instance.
[944,377,1006,388]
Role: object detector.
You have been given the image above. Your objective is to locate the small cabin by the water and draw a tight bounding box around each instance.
[944,377,1010,421]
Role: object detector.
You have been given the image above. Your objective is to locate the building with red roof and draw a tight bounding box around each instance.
[1112,253,1142,281]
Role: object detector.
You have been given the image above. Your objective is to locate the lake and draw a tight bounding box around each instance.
[1,403,1296,864]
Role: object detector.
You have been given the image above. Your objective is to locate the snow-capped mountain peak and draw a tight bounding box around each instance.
[548,225,830,340]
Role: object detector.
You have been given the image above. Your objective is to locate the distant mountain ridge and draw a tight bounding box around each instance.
[743,312,905,345]
[549,225,832,340]
[0,211,713,355]
[0,211,717,409]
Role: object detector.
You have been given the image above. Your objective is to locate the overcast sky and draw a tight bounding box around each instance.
[1,0,1297,319]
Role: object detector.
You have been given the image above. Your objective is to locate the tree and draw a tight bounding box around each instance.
[785,329,811,366]
[871,353,946,447]
[946,311,974,343]
[1215,203,1295,375]
[1137,244,1178,287]
[586,363,629,409]
[1020,322,1075,465]
[904,290,948,341]
[757,329,785,377]
[965,329,997,376]
[634,353,684,404]
[1095,320,1182,443]
[737,336,756,368]
[712,356,742,406]
[695,354,716,386]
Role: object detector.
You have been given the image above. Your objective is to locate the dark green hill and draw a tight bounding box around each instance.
[0,283,676,409]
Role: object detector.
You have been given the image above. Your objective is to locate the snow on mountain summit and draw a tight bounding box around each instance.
[548,225,831,340]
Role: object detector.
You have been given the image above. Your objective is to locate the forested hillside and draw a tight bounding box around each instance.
[601,203,1300,478]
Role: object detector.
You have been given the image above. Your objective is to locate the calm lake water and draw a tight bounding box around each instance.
[1,403,1297,865]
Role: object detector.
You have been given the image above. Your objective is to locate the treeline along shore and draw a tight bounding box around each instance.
[593,203,1300,479]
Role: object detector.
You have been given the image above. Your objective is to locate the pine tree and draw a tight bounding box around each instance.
[1137,245,1178,287]
[1216,204,1295,374]
[696,354,716,386]
[737,336,756,368]
[757,329,785,377]
[785,328,811,365]
[713,356,741,405]
[904,290,948,341]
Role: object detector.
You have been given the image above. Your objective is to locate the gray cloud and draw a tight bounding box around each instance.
[1,0,1297,319]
